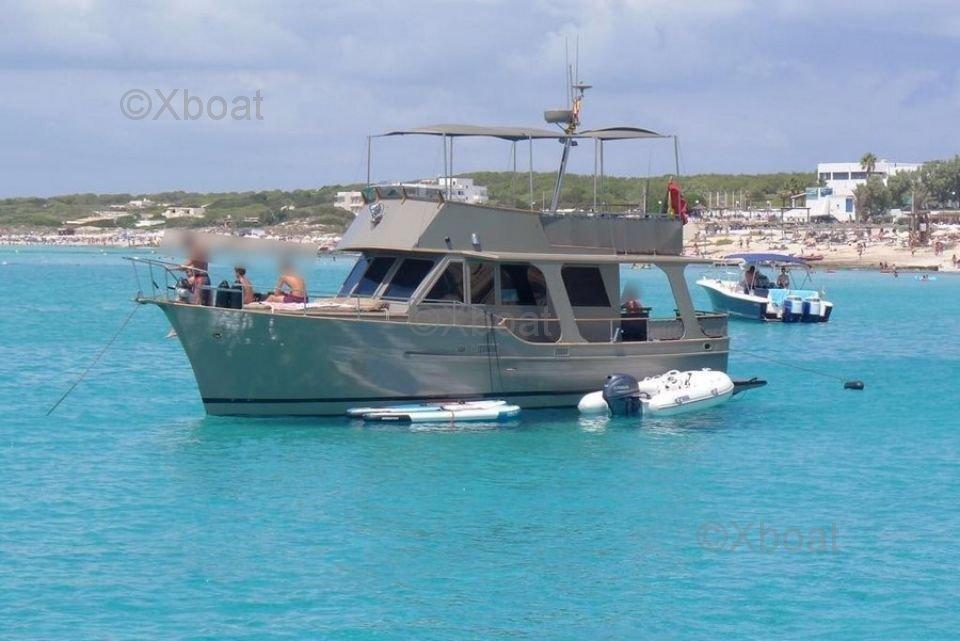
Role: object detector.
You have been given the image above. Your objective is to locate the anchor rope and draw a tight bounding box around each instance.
[735,347,848,384]
[46,303,140,416]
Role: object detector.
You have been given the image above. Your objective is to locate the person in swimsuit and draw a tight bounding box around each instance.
[234,266,255,305]
[741,265,757,294]
[776,267,790,289]
[266,262,308,303]
[180,244,209,305]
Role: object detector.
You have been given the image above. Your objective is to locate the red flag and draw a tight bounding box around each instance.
[667,178,688,224]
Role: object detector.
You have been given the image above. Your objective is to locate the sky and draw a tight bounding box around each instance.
[0,0,958,197]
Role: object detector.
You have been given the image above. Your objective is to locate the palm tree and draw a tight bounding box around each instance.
[860,152,878,177]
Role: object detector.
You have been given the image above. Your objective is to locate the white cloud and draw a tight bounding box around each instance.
[0,0,958,195]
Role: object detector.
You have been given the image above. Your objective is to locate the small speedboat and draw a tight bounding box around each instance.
[697,253,833,323]
[348,399,520,423]
[578,370,735,418]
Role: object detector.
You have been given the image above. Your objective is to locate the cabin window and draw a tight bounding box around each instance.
[623,264,679,318]
[470,262,496,305]
[339,256,371,296]
[424,261,465,302]
[353,256,396,296]
[832,172,850,180]
[500,264,549,306]
[383,258,435,299]
[561,266,611,307]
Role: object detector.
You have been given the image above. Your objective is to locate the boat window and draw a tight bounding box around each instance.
[383,258,435,299]
[469,262,496,305]
[353,256,396,296]
[424,261,465,302]
[621,264,678,319]
[500,264,549,306]
[561,266,611,307]
[338,256,370,296]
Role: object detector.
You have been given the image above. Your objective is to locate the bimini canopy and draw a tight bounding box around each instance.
[724,253,809,266]
[577,126,666,140]
[378,124,667,141]
[378,124,563,141]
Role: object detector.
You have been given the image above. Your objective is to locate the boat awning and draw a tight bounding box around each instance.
[577,126,667,140]
[378,124,563,141]
[377,124,668,141]
[724,252,809,265]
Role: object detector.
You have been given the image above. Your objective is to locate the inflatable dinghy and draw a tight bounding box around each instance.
[348,400,520,423]
[578,369,735,418]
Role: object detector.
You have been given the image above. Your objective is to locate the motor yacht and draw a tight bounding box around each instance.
[131,81,730,415]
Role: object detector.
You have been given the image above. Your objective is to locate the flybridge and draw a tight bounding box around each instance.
[348,73,691,257]
[367,124,676,216]
[364,69,681,216]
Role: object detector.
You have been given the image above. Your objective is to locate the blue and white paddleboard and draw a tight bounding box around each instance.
[347,399,507,418]
[348,400,520,423]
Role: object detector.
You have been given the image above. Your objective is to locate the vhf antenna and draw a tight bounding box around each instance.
[547,36,590,134]
[545,37,591,212]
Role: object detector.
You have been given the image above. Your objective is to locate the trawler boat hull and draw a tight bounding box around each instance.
[154,301,728,416]
[135,100,732,415]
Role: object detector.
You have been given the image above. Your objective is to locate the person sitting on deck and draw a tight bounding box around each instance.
[234,266,255,305]
[179,243,209,305]
[741,265,757,294]
[265,261,308,304]
[776,267,790,289]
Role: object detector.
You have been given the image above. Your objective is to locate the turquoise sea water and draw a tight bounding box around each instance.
[2,247,958,639]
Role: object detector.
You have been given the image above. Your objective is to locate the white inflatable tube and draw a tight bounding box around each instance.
[576,369,735,418]
[577,391,610,416]
[643,370,735,416]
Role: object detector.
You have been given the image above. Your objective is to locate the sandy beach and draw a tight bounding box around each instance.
[684,222,959,272]
[4,222,959,272]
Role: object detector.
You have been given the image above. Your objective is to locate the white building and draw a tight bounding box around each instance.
[806,160,920,222]
[162,205,207,219]
[335,177,489,216]
[398,177,489,204]
[334,191,365,215]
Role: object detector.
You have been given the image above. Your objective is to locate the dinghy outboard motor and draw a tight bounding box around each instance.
[602,373,643,417]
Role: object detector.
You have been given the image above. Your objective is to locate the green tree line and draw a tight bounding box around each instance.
[5,160,957,231]
[0,186,358,231]
[468,171,813,211]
